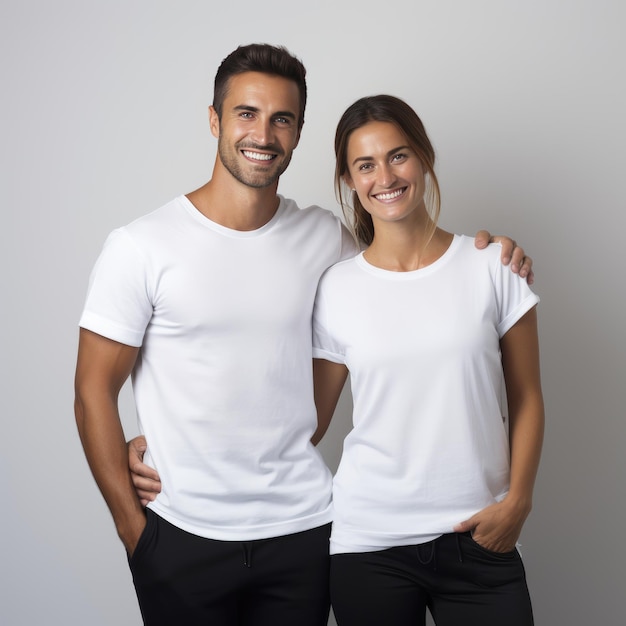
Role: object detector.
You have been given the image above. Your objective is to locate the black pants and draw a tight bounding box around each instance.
[128,509,331,626]
[330,532,534,626]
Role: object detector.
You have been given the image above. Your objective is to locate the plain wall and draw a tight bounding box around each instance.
[2,1,624,624]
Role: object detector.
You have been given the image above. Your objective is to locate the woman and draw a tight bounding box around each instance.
[312,95,544,625]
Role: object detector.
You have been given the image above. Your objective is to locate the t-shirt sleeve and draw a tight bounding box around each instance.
[78,228,153,347]
[493,250,540,337]
[312,277,346,365]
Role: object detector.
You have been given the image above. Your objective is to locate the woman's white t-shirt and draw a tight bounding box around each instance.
[312,235,539,554]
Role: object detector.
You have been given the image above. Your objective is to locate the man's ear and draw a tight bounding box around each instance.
[292,125,303,150]
[209,106,220,138]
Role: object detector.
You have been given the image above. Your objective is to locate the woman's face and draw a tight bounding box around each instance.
[344,121,426,227]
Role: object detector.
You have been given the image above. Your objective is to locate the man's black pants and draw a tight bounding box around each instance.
[129,509,331,625]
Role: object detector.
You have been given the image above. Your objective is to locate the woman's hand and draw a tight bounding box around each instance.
[454,498,531,553]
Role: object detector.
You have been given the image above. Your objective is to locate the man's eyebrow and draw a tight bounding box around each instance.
[233,105,296,120]
[351,145,411,167]
[233,105,259,114]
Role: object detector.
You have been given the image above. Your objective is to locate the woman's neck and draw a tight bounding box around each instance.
[363,224,453,272]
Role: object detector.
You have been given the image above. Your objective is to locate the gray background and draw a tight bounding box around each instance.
[2,1,624,624]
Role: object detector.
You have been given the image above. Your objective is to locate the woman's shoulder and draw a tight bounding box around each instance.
[318,254,361,287]
[455,235,503,264]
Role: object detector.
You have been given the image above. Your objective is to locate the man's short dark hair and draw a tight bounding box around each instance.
[213,43,307,129]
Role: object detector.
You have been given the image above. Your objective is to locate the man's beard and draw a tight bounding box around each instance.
[218,138,293,189]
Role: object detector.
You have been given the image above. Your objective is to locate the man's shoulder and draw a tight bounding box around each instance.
[123,196,185,232]
[280,195,340,225]
[96,197,187,260]
[279,196,358,259]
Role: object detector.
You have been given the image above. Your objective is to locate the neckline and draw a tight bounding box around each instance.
[179,194,286,238]
[355,234,461,280]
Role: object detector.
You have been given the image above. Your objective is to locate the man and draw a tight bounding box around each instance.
[75,43,532,626]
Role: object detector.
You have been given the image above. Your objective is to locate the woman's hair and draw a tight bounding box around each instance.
[334,95,441,247]
[213,43,307,130]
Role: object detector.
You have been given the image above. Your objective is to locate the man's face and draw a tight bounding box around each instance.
[210,72,302,189]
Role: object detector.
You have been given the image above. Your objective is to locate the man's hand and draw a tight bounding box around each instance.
[474,230,534,285]
[128,435,162,506]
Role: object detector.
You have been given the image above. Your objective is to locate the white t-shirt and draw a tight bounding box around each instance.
[80,194,358,541]
[312,235,540,554]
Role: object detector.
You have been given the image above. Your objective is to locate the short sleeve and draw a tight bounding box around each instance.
[78,228,153,347]
[494,253,540,337]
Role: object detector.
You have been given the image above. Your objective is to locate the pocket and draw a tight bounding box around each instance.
[457,532,525,588]
[464,532,518,559]
[128,509,157,568]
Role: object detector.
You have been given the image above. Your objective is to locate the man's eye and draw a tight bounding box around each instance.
[275,117,290,124]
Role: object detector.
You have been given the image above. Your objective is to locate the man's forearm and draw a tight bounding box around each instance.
[75,393,146,553]
[74,329,145,552]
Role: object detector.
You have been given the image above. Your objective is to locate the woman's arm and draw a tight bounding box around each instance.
[127,435,162,506]
[501,306,545,524]
[454,307,545,551]
[311,359,349,446]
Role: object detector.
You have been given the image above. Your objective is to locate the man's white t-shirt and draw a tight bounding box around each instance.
[80,194,357,541]
[312,235,539,554]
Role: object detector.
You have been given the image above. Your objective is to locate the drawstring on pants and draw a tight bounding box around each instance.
[415,534,465,571]
[416,540,437,571]
[242,543,252,568]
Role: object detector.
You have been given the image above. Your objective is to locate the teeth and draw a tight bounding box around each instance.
[243,151,275,161]
[375,188,404,200]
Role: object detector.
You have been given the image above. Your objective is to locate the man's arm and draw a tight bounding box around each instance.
[74,328,146,554]
[474,230,534,284]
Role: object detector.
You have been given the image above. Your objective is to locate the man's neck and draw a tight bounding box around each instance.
[186,163,281,231]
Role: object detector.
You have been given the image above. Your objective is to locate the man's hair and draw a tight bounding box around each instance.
[213,43,307,129]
